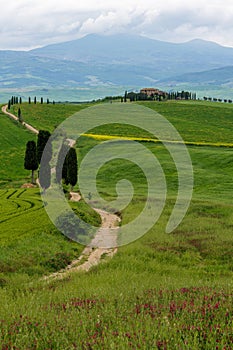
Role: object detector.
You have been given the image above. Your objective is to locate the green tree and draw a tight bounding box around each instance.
[55,142,70,184]
[24,141,38,184]
[7,100,11,110]
[39,161,51,193]
[67,147,78,191]
[37,130,52,164]
[19,97,22,104]
[41,97,43,104]
[124,90,127,103]
[18,108,23,123]
[29,97,31,104]
[34,96,37,104]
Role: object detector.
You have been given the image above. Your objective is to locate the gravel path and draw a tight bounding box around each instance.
[2,105,39,134]
[44,192,120,280]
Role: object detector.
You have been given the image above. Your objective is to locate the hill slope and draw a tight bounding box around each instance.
[1,34,233,100]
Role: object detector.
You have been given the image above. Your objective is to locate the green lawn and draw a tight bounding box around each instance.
[0,100,233,349]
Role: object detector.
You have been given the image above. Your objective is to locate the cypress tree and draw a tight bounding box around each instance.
[18,108,23,123]
[8,100,11,110]
[67,147,78,191]
[29,97,31,104]
[37,130,51,164]
[24,141,38,184]
[34,96,37,104]
[55,142,70,184]
[39,161,51,192]
[19,97,22,104]
[41,97,43,104]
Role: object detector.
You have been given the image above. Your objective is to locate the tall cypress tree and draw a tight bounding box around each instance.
[55,142,70,184]
[24,141,38,184]
[37,130,51,164]
[67,147,78,191]
[39,161,51,193]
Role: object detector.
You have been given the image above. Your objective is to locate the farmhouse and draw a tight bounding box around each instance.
[140,88,166,96]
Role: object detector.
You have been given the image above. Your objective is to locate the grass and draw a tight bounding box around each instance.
[0,100,233,348]
[0,188,100,284]
[10,102,90,133]
[0,106,37,188]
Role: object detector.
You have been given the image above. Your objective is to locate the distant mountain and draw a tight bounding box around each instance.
[160,66,233,87]
[31,34,233,76]
[0,34,233,101]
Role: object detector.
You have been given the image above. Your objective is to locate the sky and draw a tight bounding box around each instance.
[1,0,233,50]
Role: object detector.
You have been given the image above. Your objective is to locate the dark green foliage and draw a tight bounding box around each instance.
[41,97,43,104]
[18,108,23,123]
[55,210,93,245]
[19,97,22,104]
[67,147,78,190]
[28,97,31,104]
[24,141,38,184]
[55,142,70,184]
[43,252,73,271]
[124,90,127,102]
[37,130,51,164]
[7,100,11,110]
[34,96,37,104]
[39,160,51,191]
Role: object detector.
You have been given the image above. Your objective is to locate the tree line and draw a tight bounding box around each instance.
[203,96,232,103]
[8,95,55,110]
[24,131,77,192]
[112,90,197,102]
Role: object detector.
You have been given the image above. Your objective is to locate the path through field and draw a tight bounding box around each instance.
[44,191,120,281]
[1,105,121,278]
[2,105,39,134]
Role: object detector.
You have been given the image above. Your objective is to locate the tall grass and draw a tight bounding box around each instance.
[0,100,233,348]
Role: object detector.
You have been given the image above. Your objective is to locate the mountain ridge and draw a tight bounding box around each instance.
[0,34,233,101]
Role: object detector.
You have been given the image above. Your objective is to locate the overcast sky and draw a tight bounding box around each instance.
[1,0,233,50]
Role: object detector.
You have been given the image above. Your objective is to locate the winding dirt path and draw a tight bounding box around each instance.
[44,193,120,281]
[2,105,39,134]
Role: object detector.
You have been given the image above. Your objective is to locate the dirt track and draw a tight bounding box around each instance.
[2,105,39,134]
[44,193,120,280]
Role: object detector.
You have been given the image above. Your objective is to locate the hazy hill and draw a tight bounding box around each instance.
[0,34,233,100]
[31,34,233,75]
[160,66,233,87]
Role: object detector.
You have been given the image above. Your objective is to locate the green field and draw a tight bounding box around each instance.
[0,100,233,349]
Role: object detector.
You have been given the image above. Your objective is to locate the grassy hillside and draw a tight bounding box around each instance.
[0,188,101,284]
[0,100,233,348]
[11,102,89,133]
[0,107,37,187]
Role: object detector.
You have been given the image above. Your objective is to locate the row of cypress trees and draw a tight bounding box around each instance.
[24,131,78,191]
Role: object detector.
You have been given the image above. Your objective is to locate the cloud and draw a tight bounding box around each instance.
[0,0,233,49]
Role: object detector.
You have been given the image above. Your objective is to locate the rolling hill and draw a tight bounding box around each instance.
[1,34,233,101]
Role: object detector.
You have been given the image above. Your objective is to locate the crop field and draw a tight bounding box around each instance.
[0,100,233,349]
